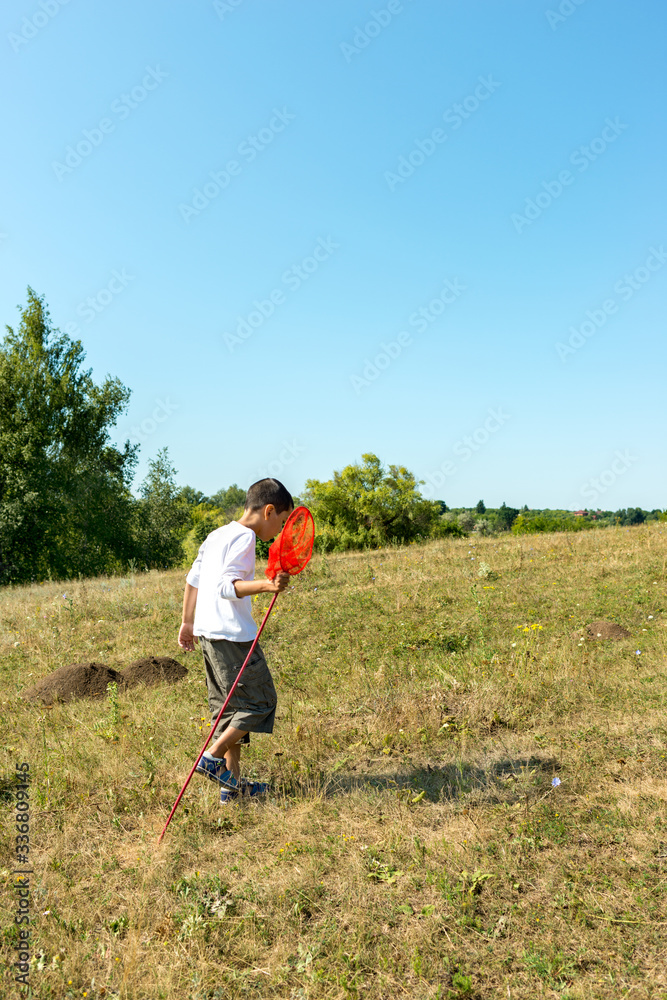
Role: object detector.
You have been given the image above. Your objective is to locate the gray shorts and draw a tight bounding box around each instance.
[199,637,277,745]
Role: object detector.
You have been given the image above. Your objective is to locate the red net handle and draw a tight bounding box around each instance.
[265,506,314,579]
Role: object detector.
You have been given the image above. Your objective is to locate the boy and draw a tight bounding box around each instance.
[178,478,293,803]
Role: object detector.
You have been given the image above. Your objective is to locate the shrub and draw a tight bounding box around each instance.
[457,512,476,532]
[473,518,495,536]
[512,514,594,535]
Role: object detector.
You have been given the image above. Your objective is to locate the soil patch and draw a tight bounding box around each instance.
[22,662,126,705]
[573,620,631,641]
[122,656,188,688]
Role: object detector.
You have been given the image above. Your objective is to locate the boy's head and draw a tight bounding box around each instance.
[245,478,293,514]
[243,478,294,541]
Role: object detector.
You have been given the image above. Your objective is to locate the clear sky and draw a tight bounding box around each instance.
[2,0,665,510]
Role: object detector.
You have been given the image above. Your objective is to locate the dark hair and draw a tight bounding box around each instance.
[245,478,293,513]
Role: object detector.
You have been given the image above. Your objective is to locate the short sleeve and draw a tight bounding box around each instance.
[220,532,255,600]
[186,541,206,588]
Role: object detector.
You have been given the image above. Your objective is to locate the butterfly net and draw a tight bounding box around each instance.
[265,506,315,579]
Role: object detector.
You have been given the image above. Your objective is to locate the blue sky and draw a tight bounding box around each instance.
[2,0,665,510]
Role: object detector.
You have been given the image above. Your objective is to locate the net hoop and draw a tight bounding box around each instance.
[266,505,314,579]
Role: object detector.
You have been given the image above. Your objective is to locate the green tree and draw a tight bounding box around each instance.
[475,499,486,514]
[0,289,136,583]
[135,448,189,568]
[209,484,246,512]
[496,502,520,531]
[304,453,440,551]
[179,485,209,507]
[615,507,646,526]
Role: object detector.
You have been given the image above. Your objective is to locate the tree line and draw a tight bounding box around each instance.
[1,291,663,584]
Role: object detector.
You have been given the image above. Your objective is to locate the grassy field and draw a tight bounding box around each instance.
[1,524,666,999]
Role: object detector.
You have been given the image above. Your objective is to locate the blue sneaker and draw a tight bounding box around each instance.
[220,785,239,804]
[241,780,270,798]
[196,754,238,790]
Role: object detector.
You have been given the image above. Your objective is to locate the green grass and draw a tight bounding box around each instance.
[1,524,667,998]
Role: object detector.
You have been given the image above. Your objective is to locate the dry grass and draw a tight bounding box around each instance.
[1,524,667,999]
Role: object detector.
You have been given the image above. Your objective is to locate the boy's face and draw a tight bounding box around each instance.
[257,504,292,542]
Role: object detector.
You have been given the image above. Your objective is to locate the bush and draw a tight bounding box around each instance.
[457,512,476,532]
[305,453,441,552]
[512,514,594,535]
[473,518,495,536]
[432,519,467,539]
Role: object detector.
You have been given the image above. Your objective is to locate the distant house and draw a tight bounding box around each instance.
[573,510,587,517]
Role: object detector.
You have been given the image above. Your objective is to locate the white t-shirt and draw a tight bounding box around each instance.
[186,521,258,641]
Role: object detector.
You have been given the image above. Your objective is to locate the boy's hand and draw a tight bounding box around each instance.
[178,623,198,652]
[271,571,291,593]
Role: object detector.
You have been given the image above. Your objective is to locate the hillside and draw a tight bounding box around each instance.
[1,524,666,998]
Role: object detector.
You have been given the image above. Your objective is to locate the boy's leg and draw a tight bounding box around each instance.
[209,725,248,770]
[198,725,248,788]
[224,742,242,783]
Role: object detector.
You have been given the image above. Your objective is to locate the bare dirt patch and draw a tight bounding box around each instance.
[574,620,631,641]
[22,661,126,704]
[122,655,188,688]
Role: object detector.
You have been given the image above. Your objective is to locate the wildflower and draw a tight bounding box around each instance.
[551,776,561,787]
[635,650,641,656]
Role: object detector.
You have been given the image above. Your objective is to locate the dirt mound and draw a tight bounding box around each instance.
[22,662,126,705]
[122,656,188,688]
[574,620,631,641]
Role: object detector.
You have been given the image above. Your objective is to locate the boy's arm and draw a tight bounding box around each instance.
[233,572,290,597]
[178,582,199,651]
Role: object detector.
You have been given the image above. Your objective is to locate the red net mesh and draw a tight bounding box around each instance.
[265,506,315,579]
